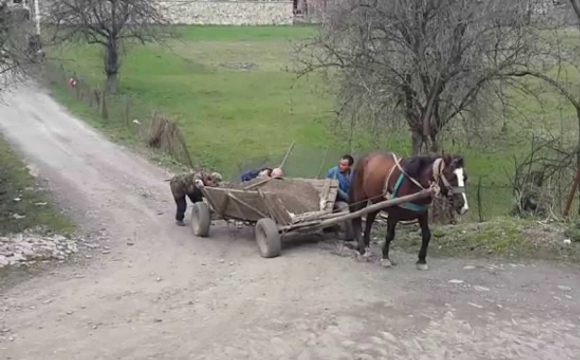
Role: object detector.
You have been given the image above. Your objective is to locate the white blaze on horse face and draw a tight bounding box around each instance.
[454,168,469,215]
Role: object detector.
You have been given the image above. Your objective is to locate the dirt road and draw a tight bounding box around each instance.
[1,84,579,360]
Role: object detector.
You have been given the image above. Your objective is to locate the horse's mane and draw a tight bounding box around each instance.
[400,155,439,180]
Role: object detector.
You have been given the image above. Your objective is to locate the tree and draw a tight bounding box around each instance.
[0,2,40,94]
[45,0,171,93]
[507,0,580,213]
[295,0,545,155]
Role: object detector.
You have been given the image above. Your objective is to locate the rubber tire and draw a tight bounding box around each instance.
[255,218,281,258]
[191,202,211,237]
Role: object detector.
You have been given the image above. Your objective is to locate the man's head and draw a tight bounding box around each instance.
[205,172,222,187]
[258,168,273,178]
[271,168,284,178]
[338,154,354,174]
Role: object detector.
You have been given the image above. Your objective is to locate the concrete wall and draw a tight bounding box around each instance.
[157,0,294,26]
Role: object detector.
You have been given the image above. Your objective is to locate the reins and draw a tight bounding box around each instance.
[331,154,446,214]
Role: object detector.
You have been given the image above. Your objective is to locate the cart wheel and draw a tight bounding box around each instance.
[191,202,211,237]
[255,218,281,258]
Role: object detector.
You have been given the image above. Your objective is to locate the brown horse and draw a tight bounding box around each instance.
[349,151,468,270]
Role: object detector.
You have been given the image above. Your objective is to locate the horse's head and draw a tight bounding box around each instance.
[437,155,469,215]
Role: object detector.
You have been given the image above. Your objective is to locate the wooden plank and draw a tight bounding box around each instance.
[293,210,343,223]
[243,177,274,190]
[277,141,296,170]
[292,178,339,212]
[257,189,276,220]
[201,187,272,221]
[228,193,269,219]
[228,193,246,220]
[262,193,293,226]
[324,184,339,212]
[202,187,225,218]
[321,178,332,211]
[280,189,434,233]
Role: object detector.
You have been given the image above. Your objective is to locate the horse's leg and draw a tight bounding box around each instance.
[417,212,431,271]
[381,216,397,268]
[361,210,378,257]
[351,210,366,255]
[349,192,367,255]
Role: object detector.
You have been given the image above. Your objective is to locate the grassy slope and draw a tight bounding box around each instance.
[47,26,580,221]
[50,26,336,173]
[381,216,580,263]
[0,136,74,236]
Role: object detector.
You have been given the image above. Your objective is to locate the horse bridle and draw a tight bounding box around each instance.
[385,155,465,202]
[431,158,466,199]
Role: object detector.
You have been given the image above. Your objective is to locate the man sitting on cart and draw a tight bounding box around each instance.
[170,170,222,226]
[325,154,355,240]
[327,154,354,204]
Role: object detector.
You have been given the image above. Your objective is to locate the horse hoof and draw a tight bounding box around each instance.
[380,259,392,268]
[416,263,429,271]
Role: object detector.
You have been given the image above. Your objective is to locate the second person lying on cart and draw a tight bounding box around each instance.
[240,167,284,182]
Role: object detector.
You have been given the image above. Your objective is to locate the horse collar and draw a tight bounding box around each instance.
[390,173,430,212]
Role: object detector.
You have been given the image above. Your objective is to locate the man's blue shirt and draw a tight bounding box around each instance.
[327,166,353,201]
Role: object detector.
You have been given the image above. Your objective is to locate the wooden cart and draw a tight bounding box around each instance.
[192,177,434,258]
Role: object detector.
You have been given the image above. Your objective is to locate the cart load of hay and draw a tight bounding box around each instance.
[234,178,324,216]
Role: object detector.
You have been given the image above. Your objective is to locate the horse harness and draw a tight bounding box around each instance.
[384,154,464,212]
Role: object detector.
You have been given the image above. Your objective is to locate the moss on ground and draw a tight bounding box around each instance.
[0,136,74,236]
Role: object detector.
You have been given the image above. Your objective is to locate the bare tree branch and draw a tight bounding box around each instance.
[508,70,580,109]
[45,0,173,93]
[294,0,547,155]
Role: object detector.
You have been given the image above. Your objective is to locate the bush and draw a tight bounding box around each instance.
[565,222,580,243]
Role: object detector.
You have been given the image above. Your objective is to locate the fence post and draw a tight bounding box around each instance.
[563,165,580,217]
[75,79,81,100]
[477,176,484,222]
[124,96,130,127]
[100,90,109,120]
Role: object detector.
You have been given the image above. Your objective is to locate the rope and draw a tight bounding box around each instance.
[393,154,425,190]
[331,154,445,214]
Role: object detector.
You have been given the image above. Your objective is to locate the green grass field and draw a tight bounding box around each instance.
[0,136,74,236]
[50,26,336,172]
[47,25,580,221]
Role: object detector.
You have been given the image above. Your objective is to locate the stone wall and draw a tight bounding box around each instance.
[157,0,294,26]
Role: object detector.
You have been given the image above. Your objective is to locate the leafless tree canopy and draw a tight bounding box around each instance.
[0,3,41,94]
[45,0,171,92]
[296,0,546,154]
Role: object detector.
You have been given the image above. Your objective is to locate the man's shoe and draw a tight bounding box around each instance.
[176,220,186,226]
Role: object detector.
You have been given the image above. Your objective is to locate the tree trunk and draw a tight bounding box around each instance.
[104,41,119,93]
[106,73,118,94]
[412,131,423,156]
[576,107,580,215]
[429,132,440,153]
